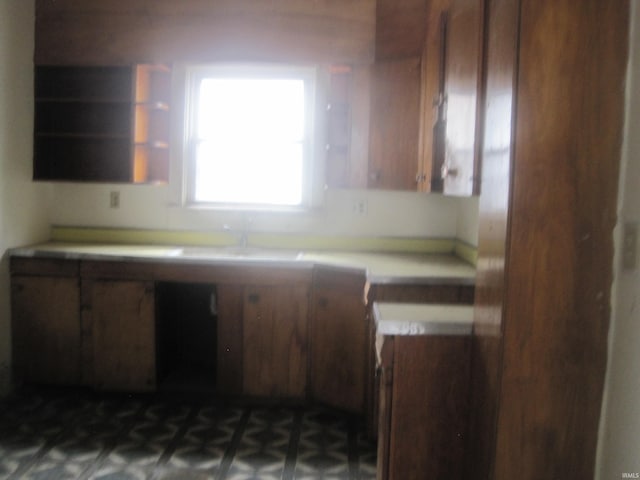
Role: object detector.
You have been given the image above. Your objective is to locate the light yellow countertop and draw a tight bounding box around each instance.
[373,302,474,336]
[300,251,475,285]
[9,242,476,285]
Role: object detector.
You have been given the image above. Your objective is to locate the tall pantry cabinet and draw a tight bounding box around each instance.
[466,0,629,478]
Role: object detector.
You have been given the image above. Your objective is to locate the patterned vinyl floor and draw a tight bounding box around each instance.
[0,388,377,480]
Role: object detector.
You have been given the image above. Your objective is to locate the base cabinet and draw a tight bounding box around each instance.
[311,267,367,413]
[89,279,156,391]
[366,283,474,436]
[10,260,81,386]
[9,251,474,454]
[376,334,471,480]
[243,285,309,398]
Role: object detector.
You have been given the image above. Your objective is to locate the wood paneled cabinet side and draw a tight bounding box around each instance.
[310,267,368,413]
[242,285,309,399]
[89,279,156,391]
[10,258,82,386]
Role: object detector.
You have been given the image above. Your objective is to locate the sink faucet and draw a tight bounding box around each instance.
[223,214,251,248]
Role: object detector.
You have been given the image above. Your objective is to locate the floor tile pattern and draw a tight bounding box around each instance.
[0,388,376,480]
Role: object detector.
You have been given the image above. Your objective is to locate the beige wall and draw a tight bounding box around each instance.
[0,0,52,396]
[49,183,476,241]
[597,2,640,477]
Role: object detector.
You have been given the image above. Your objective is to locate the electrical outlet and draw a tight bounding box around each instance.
[622,222,638,270]
[109,191,120,209]
[352,199,368,216]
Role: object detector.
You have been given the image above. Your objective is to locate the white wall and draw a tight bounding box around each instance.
[0,0,52,396]
[597,2,640,477]
[50,183,475,241]
[456,195,479,246]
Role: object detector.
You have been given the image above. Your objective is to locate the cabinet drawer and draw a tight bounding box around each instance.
[81,260,155,280]
[369,284,474,304]
[10,257,79,277]
[312,265,366,295]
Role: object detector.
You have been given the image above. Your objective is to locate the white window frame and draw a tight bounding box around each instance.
[174,63,320,211]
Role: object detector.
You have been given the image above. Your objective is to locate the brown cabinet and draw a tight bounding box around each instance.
[34,65,170,183]
[376,333,471,480]
[10,258,81,386]
[368,57,423,190]
[310,267,367,413]
[366,0,430,191]
[9,252,475,433]
[369,0,485,195]
[439,0,485,196]
[243,285,309,399]
[365,282,474,436]
[89,279,156,391]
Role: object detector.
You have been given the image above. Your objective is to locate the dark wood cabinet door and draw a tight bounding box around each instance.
[368,57,422,190]
[91,280,156,391]
[389,336,470,479]
[311,287,367,413]
[11,275,81,385]
[242,285,308,398]
[442,0,484,196]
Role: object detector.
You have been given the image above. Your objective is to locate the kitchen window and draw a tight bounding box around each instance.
[183,64,318,208]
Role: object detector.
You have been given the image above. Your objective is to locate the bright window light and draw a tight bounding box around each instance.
[187,66,313,207]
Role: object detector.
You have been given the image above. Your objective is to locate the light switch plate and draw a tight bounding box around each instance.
[622,222,638,270]
[109,191,120,209]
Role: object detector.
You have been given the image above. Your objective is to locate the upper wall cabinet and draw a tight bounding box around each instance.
[368,57,423,190]
[34,65,171,183]
[367,0,484,196]
[437,0,485,196]
[365,0,428,191]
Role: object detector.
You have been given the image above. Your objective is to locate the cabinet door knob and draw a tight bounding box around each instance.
[441,164,459,179]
